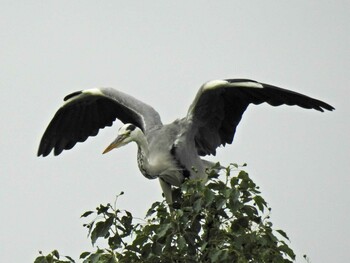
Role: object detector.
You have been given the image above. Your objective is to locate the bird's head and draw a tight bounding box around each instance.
[103,123,142,154]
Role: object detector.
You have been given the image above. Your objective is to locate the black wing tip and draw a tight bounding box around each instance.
[37,146,70,157]
[37,145,52,157]
[64,91,83,101]
[37,142,46,157]
[311,100,335,112]
[324,104,335,111]
[37,149,49,157]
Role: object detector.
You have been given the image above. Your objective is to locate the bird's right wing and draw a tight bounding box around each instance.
[38,88,162,157]
[185,79,334,156]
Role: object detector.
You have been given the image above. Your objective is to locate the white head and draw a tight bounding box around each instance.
[102,123,143,154]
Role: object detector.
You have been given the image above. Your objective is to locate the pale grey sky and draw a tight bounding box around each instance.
[1,1,349,262]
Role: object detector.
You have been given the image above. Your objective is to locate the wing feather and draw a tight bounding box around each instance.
[38,88,162,157]
[186,79,334,156]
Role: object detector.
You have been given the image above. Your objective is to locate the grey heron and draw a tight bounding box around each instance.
[37,79,334,204]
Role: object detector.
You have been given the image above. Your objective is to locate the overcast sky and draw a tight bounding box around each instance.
[1,1,349,262]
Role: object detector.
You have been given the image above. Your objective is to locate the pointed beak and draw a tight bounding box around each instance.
[102,135,126,154]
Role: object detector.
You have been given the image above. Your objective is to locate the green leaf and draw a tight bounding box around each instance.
[207,181,226,191]
[79,252,90,259]
[64,255,75,262]
[141,243,152,258]
[184,232,197,247]
[215,196,227,209]
[278,244,296,259]
[34,256,48,263]
[108,234,122,250]
[85,252,103,263]
[242,205,258,217]
[96,253,115,263]
[230,177,239,188]
[81,211,94,218]
[276,229,289,240]
[177,236,186,250]
[146,202,160,218]
[253,195,267,212]
[132,234,149,247]
[120,214,133,234]
[231,163,239,169]
[210,250,222,262]
[90,217,114,245]
[151,241,163,255]
[193,198,202,212]
[96,204,110,215]
[157,223,171,238]
[52,250,59,259]
[204,188,215,204]
[238,170,249,179]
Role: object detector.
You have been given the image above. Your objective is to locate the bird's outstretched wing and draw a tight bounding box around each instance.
[38,88,162,157]
[186,79,334,156]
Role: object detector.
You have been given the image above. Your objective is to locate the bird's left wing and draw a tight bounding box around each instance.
[38,88,162,157]
[185,79,334,156]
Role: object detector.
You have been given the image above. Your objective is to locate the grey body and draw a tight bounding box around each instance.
[38,79,334,203]
[145,120,207,182]
[140,121,208,202]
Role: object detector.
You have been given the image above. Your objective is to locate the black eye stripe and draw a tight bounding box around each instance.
[126,124,136,132]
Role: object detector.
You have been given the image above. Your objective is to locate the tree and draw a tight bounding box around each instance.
[34,164,296,263]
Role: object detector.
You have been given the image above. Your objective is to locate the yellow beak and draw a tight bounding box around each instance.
[102,135,126,154]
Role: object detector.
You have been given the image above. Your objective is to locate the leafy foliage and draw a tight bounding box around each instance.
[34,164,296,262]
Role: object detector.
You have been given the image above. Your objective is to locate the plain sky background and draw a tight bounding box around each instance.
[1,1,349,262]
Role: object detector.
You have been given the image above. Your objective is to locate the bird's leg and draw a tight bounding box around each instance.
[159,178,173,205]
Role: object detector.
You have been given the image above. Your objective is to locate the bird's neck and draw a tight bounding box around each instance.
[135,133,149,158]
[135,134,157,179]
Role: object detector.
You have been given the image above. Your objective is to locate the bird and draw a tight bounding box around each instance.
[37,79,334,204]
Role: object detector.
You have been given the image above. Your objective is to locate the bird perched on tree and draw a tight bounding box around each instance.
[37,79,334,204]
